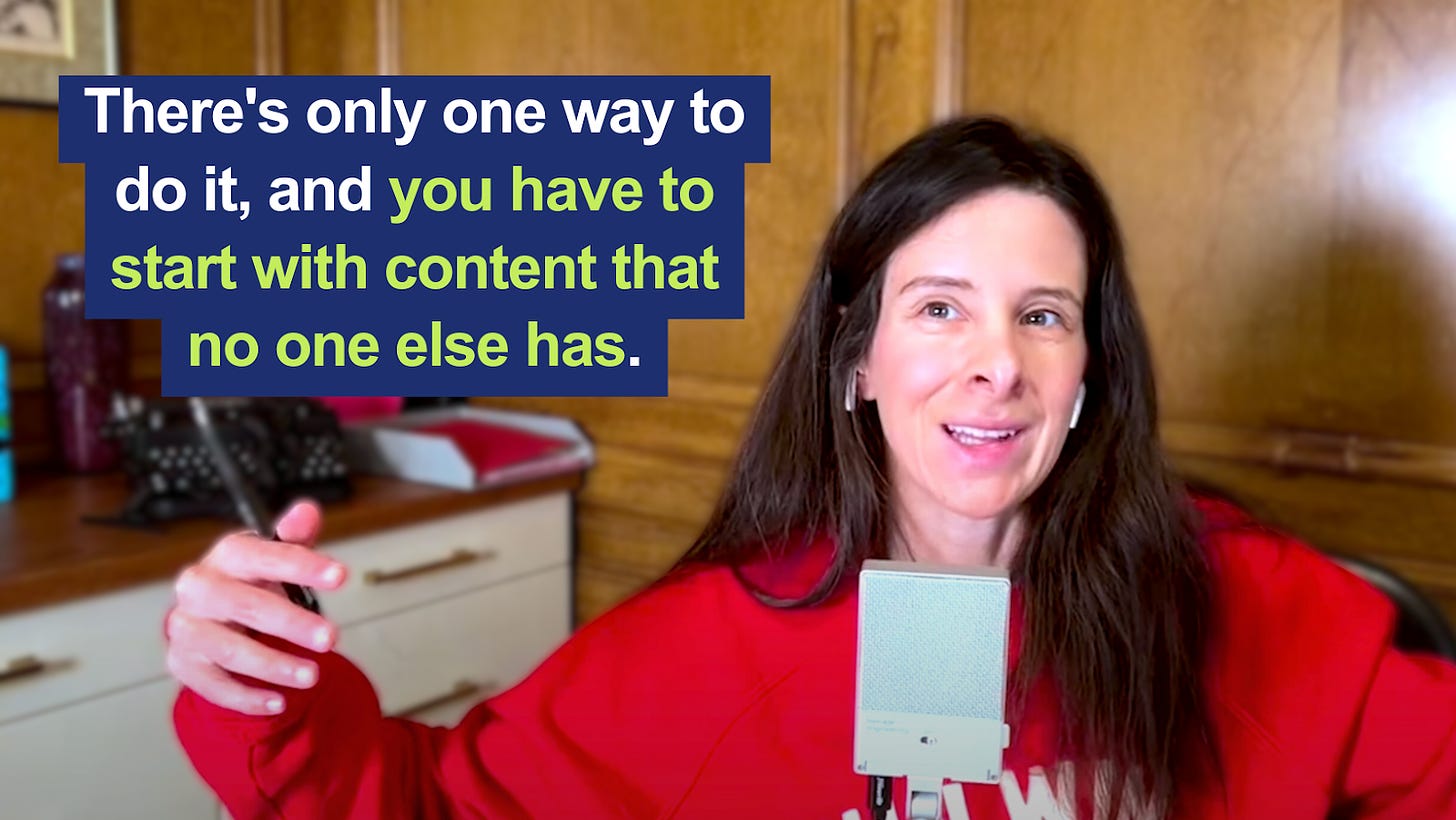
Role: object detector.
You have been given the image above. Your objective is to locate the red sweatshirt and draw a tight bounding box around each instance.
[174,497,1456,818]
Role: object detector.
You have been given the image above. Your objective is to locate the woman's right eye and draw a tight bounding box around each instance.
[921,301,958,320]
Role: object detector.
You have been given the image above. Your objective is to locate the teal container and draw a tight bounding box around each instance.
[0,345,10,502]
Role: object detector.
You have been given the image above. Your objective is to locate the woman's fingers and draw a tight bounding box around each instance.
[168,610,320,691]
[166,645,291,717]
[174,563,337,654]
[165,503,346,714]
[205,529,346,591]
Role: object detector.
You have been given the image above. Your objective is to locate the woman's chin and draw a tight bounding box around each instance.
[936,486,1023,523]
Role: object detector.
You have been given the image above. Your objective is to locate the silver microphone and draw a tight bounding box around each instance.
[854,559,1013,819]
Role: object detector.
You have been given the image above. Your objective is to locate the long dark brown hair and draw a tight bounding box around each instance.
[675,116,1217,818]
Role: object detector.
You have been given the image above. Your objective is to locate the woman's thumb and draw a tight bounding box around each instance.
[272,498,323,546]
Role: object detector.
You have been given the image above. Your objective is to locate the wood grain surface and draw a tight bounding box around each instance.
[3,0,1453,628]
[0,469,581,617]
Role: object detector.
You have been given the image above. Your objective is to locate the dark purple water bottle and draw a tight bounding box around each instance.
[42,253,129,472]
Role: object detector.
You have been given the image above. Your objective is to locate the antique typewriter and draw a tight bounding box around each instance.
[93,395,353,528]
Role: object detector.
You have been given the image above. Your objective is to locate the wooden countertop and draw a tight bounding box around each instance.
[0,469,583,617]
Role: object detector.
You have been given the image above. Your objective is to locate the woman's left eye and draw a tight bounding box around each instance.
[921,301,959,320]
[1022,309,1063,328]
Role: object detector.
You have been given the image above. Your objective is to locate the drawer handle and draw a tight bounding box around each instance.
[364,548,496,585]
[395,678,497,718]
[0,654,72,686]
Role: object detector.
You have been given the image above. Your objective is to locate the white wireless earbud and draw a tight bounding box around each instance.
[1070,383,1085,429]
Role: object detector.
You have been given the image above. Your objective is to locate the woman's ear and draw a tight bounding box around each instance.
[845,365,870,412]
[855,365,875,403]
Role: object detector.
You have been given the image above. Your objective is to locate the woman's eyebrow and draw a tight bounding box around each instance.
[898,275,975,294]
[1025,286,1083,307]
[897,277,1083,308]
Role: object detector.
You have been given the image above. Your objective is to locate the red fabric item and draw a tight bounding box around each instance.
[313,397,404,423]
[173,496,1456,819]
[414,420,572,480]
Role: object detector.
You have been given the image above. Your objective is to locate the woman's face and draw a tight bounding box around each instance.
[858,188,1089,527]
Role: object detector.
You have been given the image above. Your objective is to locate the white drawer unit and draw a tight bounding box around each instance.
[0,580,172,725]
[339,564,570,723]
[3,489,578,820]
[320,492,571,627]
[0,677,217,820]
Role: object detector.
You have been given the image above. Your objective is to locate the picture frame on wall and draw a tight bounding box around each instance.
[0,0,116,106]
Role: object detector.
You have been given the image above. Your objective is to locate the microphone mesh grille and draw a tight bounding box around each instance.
[859,572,1009,719]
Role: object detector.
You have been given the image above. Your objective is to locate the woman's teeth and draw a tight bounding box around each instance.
[944,424,1019,444]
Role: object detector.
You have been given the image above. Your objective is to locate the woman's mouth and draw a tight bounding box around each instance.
[941,423,1027,470]
[943,423,1025,446]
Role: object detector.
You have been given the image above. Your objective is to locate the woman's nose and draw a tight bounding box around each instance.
[967,327,1025,399]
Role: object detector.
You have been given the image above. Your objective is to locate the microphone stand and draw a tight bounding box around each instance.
[868,775,943,820]
[906,776,942,819]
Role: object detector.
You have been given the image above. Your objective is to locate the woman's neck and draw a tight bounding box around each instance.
[886,493,1024,569]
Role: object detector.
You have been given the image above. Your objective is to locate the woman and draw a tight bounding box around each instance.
[166,116,1456,819]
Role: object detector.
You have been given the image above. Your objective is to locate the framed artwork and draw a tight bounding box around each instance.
[0,0,116,106]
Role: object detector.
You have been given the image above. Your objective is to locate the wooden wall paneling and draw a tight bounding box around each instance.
[115,1,259,76]
[397,0,592,75]
[472,394,749,463]
[1328,1,1456,447]
[845,0,949,186]
[958,1,1456,616]
[1174,457,1456,572]
[394,0,862,619]
[393,0,844,386]
[963,0,1343,433]
[576,560,662,627]
[388,1,976,617]
[0,113,85,367]
[255,0,285,75]
[1,1,259,466]
[0,101,86,463]
[604,0,844,386]
[391,0,874,398]
[282,0,382,77]
[578,503,704,579]
[1175,454,1456,625]
[576,443,726,528]
[572,504,706,623]
[957,0,1456,464]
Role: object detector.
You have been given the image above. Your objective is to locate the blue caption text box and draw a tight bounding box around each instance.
[59,75,771,397]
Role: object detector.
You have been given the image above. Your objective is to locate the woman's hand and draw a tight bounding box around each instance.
[164,500,348,716]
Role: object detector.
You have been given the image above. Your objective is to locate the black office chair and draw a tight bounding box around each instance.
[1332,554,1456,663]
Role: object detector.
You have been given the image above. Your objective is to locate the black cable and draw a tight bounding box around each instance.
[868,775,891,820]
[190,397,321,614]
